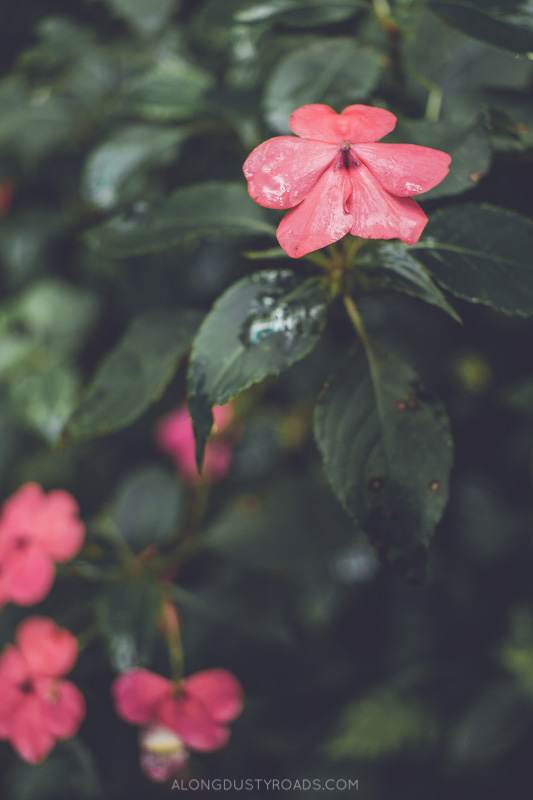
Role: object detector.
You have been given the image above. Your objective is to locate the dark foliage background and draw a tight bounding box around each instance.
[1,0,533,798]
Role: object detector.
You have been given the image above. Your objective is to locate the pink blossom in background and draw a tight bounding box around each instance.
[243,103,451,257]
[0,616,86,764]
[138,725,190,782]
[0,483,85,608]
[0,181,14,216]
[155,402,234,484]
[112,667,244,760]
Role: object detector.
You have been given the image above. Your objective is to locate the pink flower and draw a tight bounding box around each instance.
[0,483,85,608]
[138,725,189,782]
[243,103,451,258]
[0,616,86,764]
[112,667,244,754]
[155,403,234,484]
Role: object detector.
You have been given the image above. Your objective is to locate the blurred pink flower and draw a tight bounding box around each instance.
[0,181,14,216]
[112,667,243,754]
[138,725,190,782]
[0,616,85,764]
[155,403,234,484]
[0,483,85,608]
[243,103,451,257]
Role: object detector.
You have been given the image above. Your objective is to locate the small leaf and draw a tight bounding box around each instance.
[264,38,382,133]
[96,579,163,670]
[430,0,533,54]
[324,689,437,760]
[410,205,533,315]
[99,0,177,36]
[67,309,201,441]
[357,242,461,323]
[314,342,453,582]
[188,270,327,467]
[84,182,276,258]
[83,124,188,210]
[121,60,214,121]
[112,465,185,551]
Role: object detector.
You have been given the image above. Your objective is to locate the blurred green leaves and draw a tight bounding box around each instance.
[66,309,201,441]
[265,38,382,133]
[430,0,533,54]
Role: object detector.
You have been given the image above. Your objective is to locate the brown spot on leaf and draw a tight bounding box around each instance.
[429,480,440,492]
[367,476,386,492]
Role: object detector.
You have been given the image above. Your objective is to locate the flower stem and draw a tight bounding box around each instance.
[343,292,369,350]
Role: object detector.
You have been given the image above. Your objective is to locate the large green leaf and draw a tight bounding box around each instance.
[83,124,188,210]
[357,243,461,322]
[410,206,533,315]
[66,309,201,441]
[188,270,327,467]
[430,0,533,54]
[84,182,276,258]
[264,38,382,133]
[314,343,453,582]
[391,118,492,200]
[235,0,366,27]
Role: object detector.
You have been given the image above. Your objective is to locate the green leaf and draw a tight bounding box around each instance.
[98,0,177,36]
[324,689,437,760]
[7,739,103,800]
[430,0,533,54]
[314,343,453,582]
[188,270,327,467]
[391,118,492,200]
[84,182,276,258]
[83,124,188,210]
[357,243,462,323]
[121,60,214,121]
[95,579,163,670]
[112,465,185,551]
[235,0,366,27]
[264,38,382,133]
[410,205,533,315]
[9,362,79,444]
[66,309,201,441]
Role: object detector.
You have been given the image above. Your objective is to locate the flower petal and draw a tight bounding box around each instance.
[9,694,56,763]
[39,678,86,739]
[35,490,85,562]
[0,646,28,738]
[17,616,78,677]
[353,143,451,197]
[112,668,172,725]
[276,164,353,258]
[160,694,230,752]
[183,669,244,723]
[348,165,428,245]
[243,136,336,209]
[289,104,397,143]
[4,543,56,606]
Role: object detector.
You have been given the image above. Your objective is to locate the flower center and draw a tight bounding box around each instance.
[17,678,34,695]
[336,142,360,171]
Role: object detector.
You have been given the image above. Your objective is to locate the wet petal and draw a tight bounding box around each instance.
[289,104,397,143]
[183,669,244,723]
[349,165,428,245]
[112,668,172,725]
[17,616,78,677]
[9,695,55,763]
[353,143,451,196]
[40,678,86,739]
[5,543,55,606]
[243,136,336,209]
[276,165,353,258]
[160,694,230,752]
